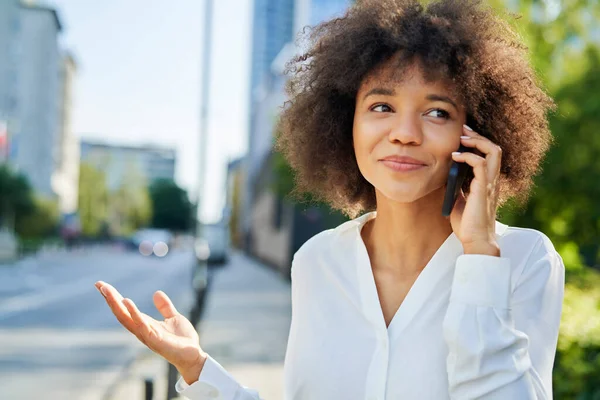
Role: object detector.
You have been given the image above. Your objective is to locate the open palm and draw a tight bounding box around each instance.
[95,281,206,375]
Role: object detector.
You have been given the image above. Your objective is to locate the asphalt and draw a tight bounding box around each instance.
[107,251,292,400]
[0,246,196,400]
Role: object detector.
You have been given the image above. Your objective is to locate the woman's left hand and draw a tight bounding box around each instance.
[449,124,502,256]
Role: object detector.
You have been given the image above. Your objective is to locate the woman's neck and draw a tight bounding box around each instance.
[361,189,453,276]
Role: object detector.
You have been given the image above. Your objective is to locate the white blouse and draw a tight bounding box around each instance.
[177,211,565,399]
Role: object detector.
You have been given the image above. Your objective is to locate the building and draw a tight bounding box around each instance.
[14,3,63,197]
[239,0,352,272]
[0,0,21,162]
[52,53,80,214]
[304,0,350,26]
[249,0,295,105]
[242,0,296,248]
[80,141,176,190]
[0,2,78,215]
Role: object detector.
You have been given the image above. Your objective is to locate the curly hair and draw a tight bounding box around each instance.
[275,0,555,218]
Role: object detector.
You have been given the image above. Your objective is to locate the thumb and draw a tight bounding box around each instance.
[153,290,179,319]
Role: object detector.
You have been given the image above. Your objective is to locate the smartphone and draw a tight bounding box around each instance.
[442,144,471,217]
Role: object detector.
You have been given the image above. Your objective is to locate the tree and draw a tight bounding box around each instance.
[0,164,35,230]
[15,196,59,239]
[109,163,152,235]
[149,179,193,232]
[0,164,58,239]
[78,162,109,236]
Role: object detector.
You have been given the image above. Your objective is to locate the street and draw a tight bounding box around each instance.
[109,251,292,400]
[0,247,197,400]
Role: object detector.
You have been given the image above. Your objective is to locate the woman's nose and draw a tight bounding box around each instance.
[388,115,423,145]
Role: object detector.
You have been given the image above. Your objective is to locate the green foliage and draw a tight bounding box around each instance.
[149,179,193,232]
[0,164,58,239]
[78,162,109,236]
[553,267,600,399]
[14,196,60,239]
[109,165,152,236]
[499,47,600,269]
[0,164,35,229]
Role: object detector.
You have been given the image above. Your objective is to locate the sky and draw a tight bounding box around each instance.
[46,0,253,222]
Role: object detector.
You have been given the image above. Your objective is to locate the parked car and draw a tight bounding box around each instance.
[60,213,81,249]
[130,228,173,257]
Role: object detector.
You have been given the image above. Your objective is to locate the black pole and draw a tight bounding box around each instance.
[167,0,213,396]
[144,378,154,400]
[166,363,179,400]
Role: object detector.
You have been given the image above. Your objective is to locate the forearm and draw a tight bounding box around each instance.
[444,251,562,399]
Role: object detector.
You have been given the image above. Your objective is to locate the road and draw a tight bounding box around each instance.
[109,251,292,400]
[0,246,198,400]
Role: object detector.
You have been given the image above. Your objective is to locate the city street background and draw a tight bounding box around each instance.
[1,0,599,399]
[0,247,290,399]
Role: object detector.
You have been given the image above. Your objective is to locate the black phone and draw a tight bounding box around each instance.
[442,144,471,217]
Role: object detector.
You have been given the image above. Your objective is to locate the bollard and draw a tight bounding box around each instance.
[144,378,154,400]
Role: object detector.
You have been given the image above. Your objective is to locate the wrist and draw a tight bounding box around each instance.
[463,241,500,257]
[177,348,208,386]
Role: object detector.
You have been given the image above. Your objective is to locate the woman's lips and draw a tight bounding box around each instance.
[380,160,427,172]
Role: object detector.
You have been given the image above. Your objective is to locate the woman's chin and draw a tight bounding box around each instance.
[377,189,423,205]
[376,184,443,206]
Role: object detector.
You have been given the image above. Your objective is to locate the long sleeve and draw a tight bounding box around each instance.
[443,237,565,399]
[283,254,304,399]
[175,355,263,400]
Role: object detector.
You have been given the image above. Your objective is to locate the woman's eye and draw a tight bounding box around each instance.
[371,104,392,112]
[426,109,450,119]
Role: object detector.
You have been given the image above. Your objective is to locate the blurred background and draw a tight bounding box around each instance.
[0,0,598,399]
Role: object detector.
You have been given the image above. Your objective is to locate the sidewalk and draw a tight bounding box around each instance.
[107,251,292,400]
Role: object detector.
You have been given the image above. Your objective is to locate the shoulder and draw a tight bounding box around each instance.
[291,212,372,273]
[496,221,557,258]
[293,217,359,260]
[495,221,564,277]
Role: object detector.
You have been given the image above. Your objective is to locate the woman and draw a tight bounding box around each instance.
[96,0,565,398]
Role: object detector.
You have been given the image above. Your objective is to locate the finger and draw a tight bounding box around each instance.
[123,298,162,342]
[95,281,137,334]
[153,291,179,319]
[121,300,160,349]
[96,281,124,302]
[123,298,151,330]
[451,151,488,188]
[460,135,501,182]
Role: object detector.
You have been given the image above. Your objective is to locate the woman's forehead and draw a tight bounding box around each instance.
[358,64,456,97]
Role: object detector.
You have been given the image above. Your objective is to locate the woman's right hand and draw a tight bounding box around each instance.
[95,281,207,385]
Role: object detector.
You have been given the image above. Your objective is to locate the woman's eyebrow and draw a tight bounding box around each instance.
[426,94,458,110]
[363,87,395,100]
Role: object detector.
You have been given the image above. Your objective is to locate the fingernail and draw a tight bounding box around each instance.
[452,152,461,156]
[100,287,107,297]
[463,124,473,131]
[460,136,470,139]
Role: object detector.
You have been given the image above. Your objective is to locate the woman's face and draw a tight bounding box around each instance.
[353,63,467,205]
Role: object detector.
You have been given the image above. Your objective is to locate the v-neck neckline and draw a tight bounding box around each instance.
[354,212,462,341]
